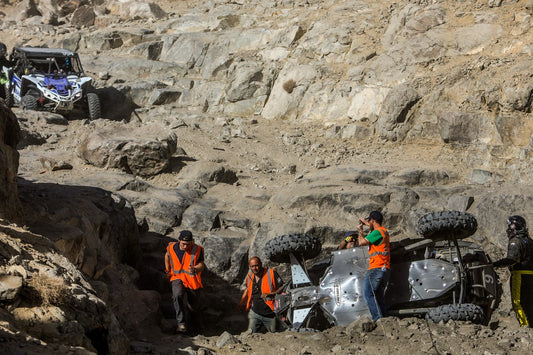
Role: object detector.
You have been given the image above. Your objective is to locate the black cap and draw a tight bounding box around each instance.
[344,231,356,238]
[178,230,193,241]
[367,211,383,224]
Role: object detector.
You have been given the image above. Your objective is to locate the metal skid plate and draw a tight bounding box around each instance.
[318,248,371,326]
[387,259,458,304]
[289,286,319,309]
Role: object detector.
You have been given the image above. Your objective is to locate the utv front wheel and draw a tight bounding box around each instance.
[426,303,485,324]
[87,93,101,120]
[22,90,40,111]
[4,84,13,107]
[416,211,477,241]
[265,234,321,263]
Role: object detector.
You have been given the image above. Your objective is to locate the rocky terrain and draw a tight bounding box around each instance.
[2,0,533,353]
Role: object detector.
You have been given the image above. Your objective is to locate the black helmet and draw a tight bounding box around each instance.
[0,42,6,57]
[507,215,527,237]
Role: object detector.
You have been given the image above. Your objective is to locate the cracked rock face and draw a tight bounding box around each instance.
[2,0,533,353]
[0,100,22,223]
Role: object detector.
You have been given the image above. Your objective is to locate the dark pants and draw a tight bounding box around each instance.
[363,267,391,322]
[171,279,203,330]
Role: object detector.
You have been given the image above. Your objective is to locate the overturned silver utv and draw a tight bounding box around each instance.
[265,211,500,331]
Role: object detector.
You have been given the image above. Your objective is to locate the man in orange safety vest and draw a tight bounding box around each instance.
[165,230,205,333]
[358,210,391,322]
[237,256,283,333]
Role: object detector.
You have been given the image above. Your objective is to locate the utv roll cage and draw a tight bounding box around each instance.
[9,47,84,77]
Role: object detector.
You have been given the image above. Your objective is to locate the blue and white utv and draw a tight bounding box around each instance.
[1,47,101,119]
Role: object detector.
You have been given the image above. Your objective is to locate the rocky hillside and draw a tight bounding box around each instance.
[2,0,533,353]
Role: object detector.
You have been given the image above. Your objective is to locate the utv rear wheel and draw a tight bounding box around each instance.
[265,234,322,263]
[416,211,477,241]
[426,303,485,324]
[87,93,101,120]
[22,90,40,111]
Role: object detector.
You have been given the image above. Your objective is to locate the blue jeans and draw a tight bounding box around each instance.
[363,267,391,321]
[248,309,277,333]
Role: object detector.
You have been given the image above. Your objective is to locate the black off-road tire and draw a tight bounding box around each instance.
[426,303,485,324]
[22,90,40,111]
[416,211,477,241]
[288,327,320,333]
[87,92,101,120]
[4,84,13,107]
[265,234,322,263]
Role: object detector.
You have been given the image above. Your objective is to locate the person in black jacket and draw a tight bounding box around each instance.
[0,42,9,67]
[0,42,10,96]
[494,215,533,327]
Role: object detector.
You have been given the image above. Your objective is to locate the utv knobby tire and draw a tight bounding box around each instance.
[426,303,485,324]
[87,93,101,120]
[265,234,322,263]
[4,84,13,107]
[416,211,477,241]
[22,90,39,111]
[288,327,320,333]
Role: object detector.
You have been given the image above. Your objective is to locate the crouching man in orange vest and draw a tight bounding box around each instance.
[237,256,283,333]
[165,230,205,334]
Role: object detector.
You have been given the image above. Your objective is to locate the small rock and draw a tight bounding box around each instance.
[51,161,73,171]
[197,348,212,355]
[216,331,237,348]
[313,158,327,169]
[331,344,343,353]
[407,323,419,331]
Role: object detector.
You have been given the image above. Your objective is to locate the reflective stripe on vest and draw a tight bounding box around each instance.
[245,268,276,311]
[167,242,203,289]
[368,226,390,270]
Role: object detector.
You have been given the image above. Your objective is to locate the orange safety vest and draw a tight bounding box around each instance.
[245,268,277,311]
[167,242,203,289]
[368,226,390,270]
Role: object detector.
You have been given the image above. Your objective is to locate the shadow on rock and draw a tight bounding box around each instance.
[62,86,138,122]
[96,86,139,121]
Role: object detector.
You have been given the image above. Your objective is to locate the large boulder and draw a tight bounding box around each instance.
[377,85,420,142]
[18,181,142,279]
[0,221,129,354]
[108,0,167,20]
[70,5,96,28]
[78,122,177,177]
[117,181,203,235]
